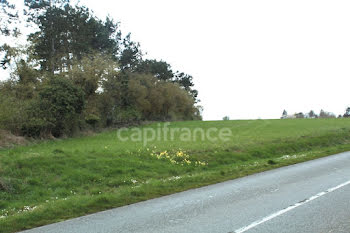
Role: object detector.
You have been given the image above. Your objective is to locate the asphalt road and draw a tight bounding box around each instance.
[23,151,350,233]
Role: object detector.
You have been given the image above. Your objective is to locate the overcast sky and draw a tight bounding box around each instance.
[2,0,350,120]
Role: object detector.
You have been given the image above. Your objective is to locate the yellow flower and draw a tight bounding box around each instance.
[184,159,191,164]
[176,151,184,157]
[159,151,168,157]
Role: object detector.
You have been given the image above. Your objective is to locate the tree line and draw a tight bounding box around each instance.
[0,0,202,137]
[281,108,350,119]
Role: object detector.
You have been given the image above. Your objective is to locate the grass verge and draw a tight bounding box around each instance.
[0,119,350,232]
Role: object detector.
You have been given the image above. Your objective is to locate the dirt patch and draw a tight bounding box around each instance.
[0,130,28,149]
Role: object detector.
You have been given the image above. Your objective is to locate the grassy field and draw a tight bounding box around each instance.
[1,118,350,232]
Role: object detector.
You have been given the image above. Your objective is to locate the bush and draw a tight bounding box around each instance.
[0,92,29,134]
[19,99,51,137]
[85,114,100,128]
[32,77,85,137]
[114,107,142,124]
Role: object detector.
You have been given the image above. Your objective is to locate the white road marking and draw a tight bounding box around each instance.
[234,180,350,233]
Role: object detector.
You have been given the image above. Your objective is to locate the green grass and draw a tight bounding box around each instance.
[1,118,350,232]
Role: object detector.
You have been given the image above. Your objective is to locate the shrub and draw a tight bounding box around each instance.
[85,114,100,128]
[114,107,142,124]
[0,91,29,134]
[34,77,85,137]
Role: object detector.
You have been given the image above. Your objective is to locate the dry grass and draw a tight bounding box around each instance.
[0,130,27,149]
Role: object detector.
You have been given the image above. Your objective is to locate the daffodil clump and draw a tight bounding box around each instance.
[150,149,207,166]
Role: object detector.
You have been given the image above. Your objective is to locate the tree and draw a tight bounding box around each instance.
[174,72,194,90]
[343,107,350,118]
[281,109,287,119]
[119,33,142,71]
[223,116,230,121]
[308,110,316,118]
[295,112,304,118]
[134,60,199,103]
[319,109,326,118]
[135,59,173,81]
[126,73,199,121]
[66,53,118,97]
[0,0,202,137]
[25,0,120,73]
[319,109,335,118]
[0,0,19,37]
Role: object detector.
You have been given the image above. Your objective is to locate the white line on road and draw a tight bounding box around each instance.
[234,180,350,233]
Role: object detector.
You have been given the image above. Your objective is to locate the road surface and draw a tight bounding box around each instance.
[22,151,350,233]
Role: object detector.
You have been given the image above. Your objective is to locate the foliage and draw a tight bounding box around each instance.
[119,33,142,70]
[20,100,53,137]
[0,0,201,137]
[85,114,100,128]
[295,112,304,118]
[343,107,350,118]
[223,116,230,121]
[281,109,287,119]
[127,73,199,121]
[135,59,173,81]
[319,109,336,118]
[114,107,142,124]
[0,90,27,133]
[0,0,19,37]
[37,77,85,136]
[25,0,120,73]
[66,53,118,97]
[308,110,317,118]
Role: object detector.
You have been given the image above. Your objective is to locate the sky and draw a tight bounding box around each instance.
[2,0,350,120]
